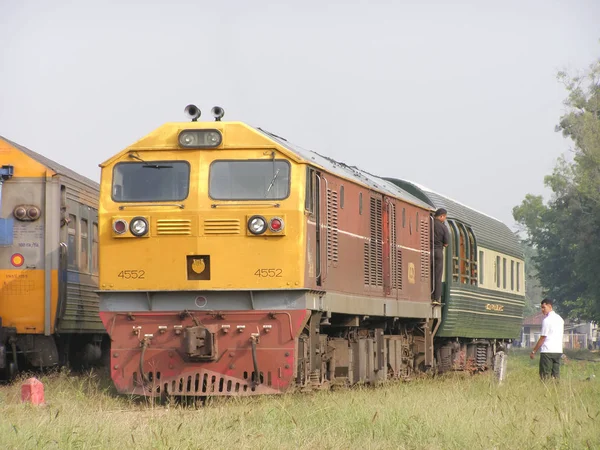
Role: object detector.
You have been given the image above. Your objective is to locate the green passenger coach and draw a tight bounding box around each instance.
[386,178,525,371]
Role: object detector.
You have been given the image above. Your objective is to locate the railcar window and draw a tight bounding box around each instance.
[340,185,344,209]
[516,262,521,291]
[496,256,501,288]
[402,208,406,228]
[67,214,77,269]
[502,257,507,289]
[112,161,190,202]
[511,260,515,291]
[209,160,290,200]
[92,223,99,274]
[479,250,484,284]
[81,219,89,272]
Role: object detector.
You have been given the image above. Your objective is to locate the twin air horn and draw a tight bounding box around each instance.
[184,104,225,122]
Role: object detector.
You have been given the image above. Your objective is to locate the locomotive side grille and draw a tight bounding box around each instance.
[203,219,241,235]
[419,218,430,281]
[389,203,400,290]
[396,249,403,290]
[363,243,370,285]
[364,197,383,287]
[156,219,192,236]
[326,189,339,262]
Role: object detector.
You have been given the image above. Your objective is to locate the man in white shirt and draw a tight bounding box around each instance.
[530,298,565,380]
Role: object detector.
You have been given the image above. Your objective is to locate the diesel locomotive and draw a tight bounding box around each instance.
[98,106,524,397]
[0,136,106,379]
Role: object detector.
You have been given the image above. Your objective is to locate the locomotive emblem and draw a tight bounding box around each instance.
[187,255,211,280]
[408,263,416,284]
[191,258,206,274]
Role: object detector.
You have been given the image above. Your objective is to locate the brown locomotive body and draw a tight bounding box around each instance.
[99,109,517,397]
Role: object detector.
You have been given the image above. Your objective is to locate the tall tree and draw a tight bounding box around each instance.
[514,55,600,323]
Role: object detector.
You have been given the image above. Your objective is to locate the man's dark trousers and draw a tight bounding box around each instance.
[539,353,562,379]
[433,248,444,301]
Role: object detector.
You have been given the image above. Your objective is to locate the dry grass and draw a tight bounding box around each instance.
[1,349,599,449]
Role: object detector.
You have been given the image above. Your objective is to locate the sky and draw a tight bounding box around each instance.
[1,0,599,227]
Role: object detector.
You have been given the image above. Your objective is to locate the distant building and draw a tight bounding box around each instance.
[521,313,598,350]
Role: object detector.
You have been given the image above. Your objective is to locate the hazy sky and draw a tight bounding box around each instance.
[1,0,599,227]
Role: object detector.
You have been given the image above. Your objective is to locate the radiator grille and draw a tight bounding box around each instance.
[364,197,383,286]
[327,189,339,262]
[204,219,241,235]
[420,218,430,281]
[156,219,192,236]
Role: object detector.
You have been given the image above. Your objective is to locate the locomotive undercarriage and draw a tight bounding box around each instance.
[294,311,434,391]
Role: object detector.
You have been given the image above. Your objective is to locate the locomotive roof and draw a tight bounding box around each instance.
[0,136,100,191]
[255,128,434,211]
[384,178,524,259]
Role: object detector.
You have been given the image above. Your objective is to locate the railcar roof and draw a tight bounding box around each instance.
[0,136,100,191]
[255,128,434,211]
[384,178,524,259]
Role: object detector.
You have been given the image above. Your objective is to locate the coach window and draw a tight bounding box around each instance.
[517,262,521,292]
[457,223,469,284]
[92,223,99,274]
[495,256,501,288]
[402,208,406,228]
[60,186,67,226]
[447,220,460,282]
[67,214,77,269]
[479,250,484,285]
[340,185,344,209]
[81,218,89,273]
[466,227,477,285]
[511,260,515,291]
[502,257,507,289]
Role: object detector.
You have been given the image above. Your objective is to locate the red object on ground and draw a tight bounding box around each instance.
[21,378,45,405]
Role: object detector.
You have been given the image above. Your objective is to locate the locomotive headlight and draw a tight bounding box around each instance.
[178,129,222,148]
[130,217,149,237]
[248,215,267,235]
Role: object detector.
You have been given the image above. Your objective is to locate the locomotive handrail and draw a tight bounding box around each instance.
[314,173,322,283]
[211,202,280,208]
[119,203,184,210]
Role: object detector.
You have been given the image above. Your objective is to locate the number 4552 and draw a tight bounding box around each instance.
[118,270,145,279]
[254,269,282,278]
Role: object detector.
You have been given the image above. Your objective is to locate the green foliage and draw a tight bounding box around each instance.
[514,53,600,323]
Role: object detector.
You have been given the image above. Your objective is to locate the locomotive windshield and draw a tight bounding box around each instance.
[209,160,290,200]
[112,161,190,202]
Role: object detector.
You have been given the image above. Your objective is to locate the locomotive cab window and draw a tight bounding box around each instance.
[112,161,190,202]
[210,160,290,200]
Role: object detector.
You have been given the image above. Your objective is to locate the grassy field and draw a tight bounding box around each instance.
[1,349,599,449]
